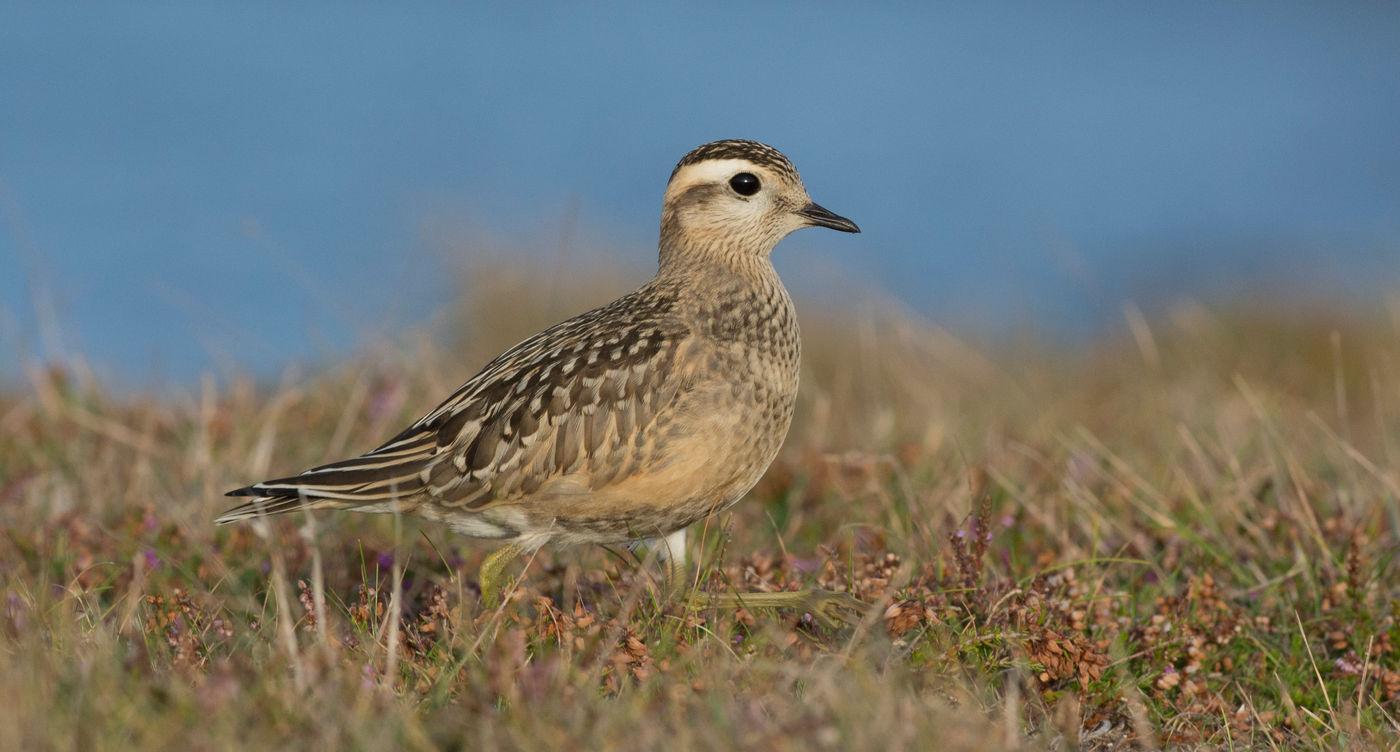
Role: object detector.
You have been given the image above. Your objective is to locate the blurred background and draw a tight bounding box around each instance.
[2,2,1397,390]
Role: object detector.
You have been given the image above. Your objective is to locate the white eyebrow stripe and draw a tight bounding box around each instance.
[665,159,770,201]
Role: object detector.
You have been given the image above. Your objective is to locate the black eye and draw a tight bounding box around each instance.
[729,172,760,196]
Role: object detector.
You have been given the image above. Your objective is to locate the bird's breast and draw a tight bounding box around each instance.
[691,280,800,396]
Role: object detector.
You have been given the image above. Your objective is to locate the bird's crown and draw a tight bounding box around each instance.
[669,139,799,183]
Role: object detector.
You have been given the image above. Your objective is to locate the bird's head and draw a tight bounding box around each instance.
[659,140,858,267]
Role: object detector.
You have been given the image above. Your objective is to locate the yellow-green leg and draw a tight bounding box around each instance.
[689,588,865,628]
[478,543,523,608]
[654,529,865,628]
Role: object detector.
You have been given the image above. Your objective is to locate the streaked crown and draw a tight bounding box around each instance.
[669,139,800,183]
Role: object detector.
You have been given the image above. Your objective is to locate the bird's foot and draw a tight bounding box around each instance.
[687,588,865,628]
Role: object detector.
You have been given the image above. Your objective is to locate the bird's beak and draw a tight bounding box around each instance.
[794,202,860,233]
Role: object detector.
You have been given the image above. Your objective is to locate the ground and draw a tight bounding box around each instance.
[2,272,1398,750]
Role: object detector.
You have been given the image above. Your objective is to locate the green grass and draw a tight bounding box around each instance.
[3,273,1400,750]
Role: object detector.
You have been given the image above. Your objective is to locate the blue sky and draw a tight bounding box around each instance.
[2,3,1397,387]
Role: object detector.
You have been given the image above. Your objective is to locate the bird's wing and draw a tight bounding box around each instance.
[218,292,694,523]
[417,316,694,510]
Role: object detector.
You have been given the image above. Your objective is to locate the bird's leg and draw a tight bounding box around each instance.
[652,528,691,597]
[653,528,864,628]
[692,589,866,628]
[477,542,523,608]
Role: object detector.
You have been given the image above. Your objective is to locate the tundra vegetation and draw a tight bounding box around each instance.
[2,267,1398,750]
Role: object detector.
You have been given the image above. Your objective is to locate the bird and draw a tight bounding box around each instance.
[219,139,861,621]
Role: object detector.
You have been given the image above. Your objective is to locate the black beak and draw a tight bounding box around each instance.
[795,202,860,233]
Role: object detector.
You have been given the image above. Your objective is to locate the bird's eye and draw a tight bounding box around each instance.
[729,172,761,196]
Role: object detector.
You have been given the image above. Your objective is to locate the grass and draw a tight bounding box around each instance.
[2,268,1400,750]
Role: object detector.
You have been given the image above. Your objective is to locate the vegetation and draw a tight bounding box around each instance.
[2,269,1399,750]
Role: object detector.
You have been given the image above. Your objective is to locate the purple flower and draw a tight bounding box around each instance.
[369,377,404,420]
[144,549,161,570]
[5,592,23,631]
[376,550,395,571]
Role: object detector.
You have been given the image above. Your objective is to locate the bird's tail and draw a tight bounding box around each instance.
[214,494,331,524]
[217,433,436,524]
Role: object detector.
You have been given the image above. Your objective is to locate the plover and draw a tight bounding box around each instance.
[220,139,860,619]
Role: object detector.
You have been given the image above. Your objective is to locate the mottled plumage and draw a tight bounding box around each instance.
[219,139,859,595]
